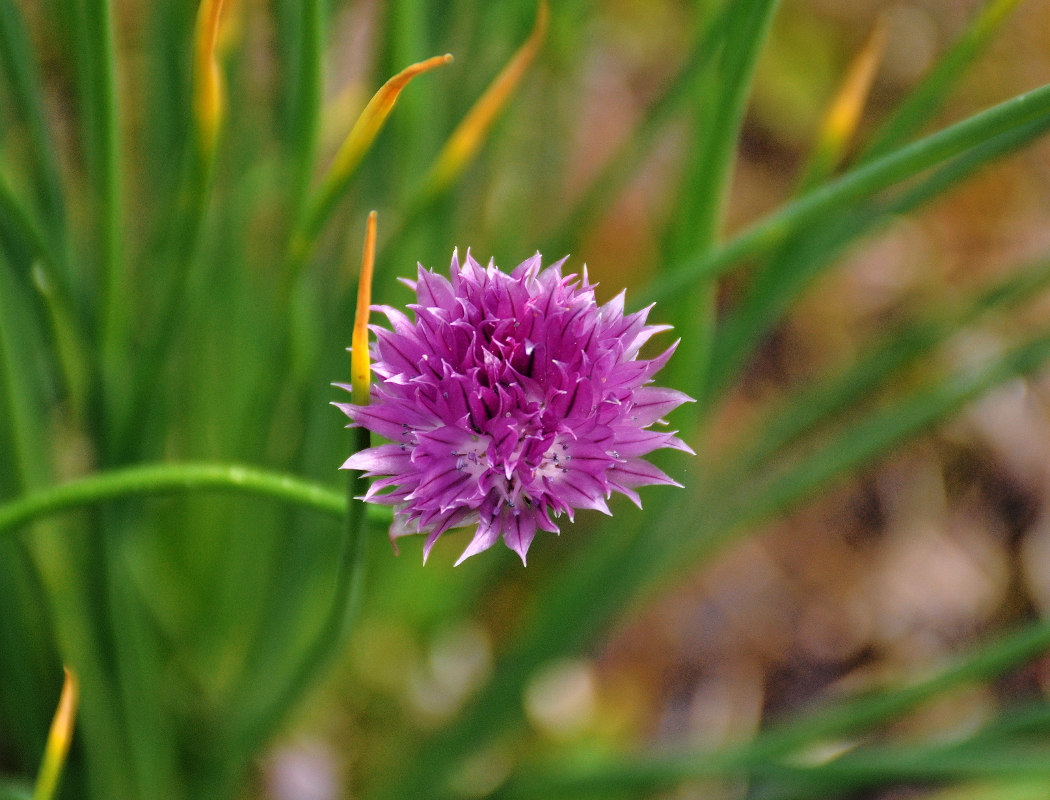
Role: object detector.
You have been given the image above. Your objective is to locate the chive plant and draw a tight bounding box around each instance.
[1,1,1050,799]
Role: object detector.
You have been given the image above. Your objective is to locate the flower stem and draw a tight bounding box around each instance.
[0,463,348,538]
[232,425,373,758]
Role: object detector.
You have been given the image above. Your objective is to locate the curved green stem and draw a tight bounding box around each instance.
[0,463,349,537]
[82,0,126,457]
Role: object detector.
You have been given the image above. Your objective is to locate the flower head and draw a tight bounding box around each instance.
[335,251,693,565]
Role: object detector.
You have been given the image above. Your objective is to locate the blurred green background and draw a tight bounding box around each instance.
[4,1,1050,799]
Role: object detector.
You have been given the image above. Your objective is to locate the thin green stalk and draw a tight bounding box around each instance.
[687,331,1050,577]
[505,745,1050,799]
[288,0,324,224]
[669,0,779,403]
[861,0,1027,161]
[647,81,1050,304]
[233,212,376,758]
[0,262,51,490]
[82,0,126,456]
[0,258,131,799]
[0,0,70,267]
[597,327,1050,631]
[116,145,217,460]
[732,254,1050,474]
[0,172,90,421]
[0,463,349,538]
[705,111,1050,403]
[500,622,1050,798]
[541,1,732,258]
[0,171,63,278]
[233,426,372,758]
[666,0,779,261]
[294,0,321,196]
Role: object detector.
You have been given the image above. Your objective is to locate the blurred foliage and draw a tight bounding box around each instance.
[2,1,1050,799]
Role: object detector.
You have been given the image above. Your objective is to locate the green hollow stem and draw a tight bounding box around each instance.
[82,0,126,454]
[860,0,1027,161]
[668,0,779,261]
[704,112,1050,406]
[115,147,217,461]
[647,81,1050,303]
[671,0,779,404]
[0,463,351,537]
[542,1,732,259]
[500,621,1050,798]
[287,0,323,226]
[232,426,372,758]
[504,745,1050,798]
[0,0,70,268]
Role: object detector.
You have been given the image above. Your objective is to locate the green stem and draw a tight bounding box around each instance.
[647,81,1050,303]
[674,331,1050,583]
[0,463,348,537]
[860,0,1026,161]
[233,426,372,755]
[0,173,91,420]
[670,0,779,404]
[505,744,1050,798]
[668,0,779,260]
[705,112,1050,405]
[83,0,125,454]
[0,0,70,268]
[117,144,216,460]
[542,2,731,258]
[287,0,324,233]
[501,622,1050,798]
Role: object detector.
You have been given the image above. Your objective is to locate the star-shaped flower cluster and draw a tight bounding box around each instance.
[336,251,692,564]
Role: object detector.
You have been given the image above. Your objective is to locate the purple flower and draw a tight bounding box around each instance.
[335,251,693,565]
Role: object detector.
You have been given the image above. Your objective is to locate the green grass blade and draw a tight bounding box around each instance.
[647,82,1050,304]
[230,427,373,763]
[699,332,1050,561]
[0,170,62,280]
[500,622,1050,798]
[665,0,779,262]
[0,256,62,776]
[706,112,1050,403]
[81,0,126,461]
[507,745,1050,799]
[273,0,324,223]
[667,0,780,402]
[731,254,1050,474]
[542,2,731,258]
[0,0,69,268]
[862,0,1027,161]
[0,171,91,420]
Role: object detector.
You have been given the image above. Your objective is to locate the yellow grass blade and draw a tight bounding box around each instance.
[351,211,377,406]
[326,54,453,195]
[296,54,452,260]
[421,0,549,198]
[801,17,887,187]
[192,0,225,158]
[32,668,79,800]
